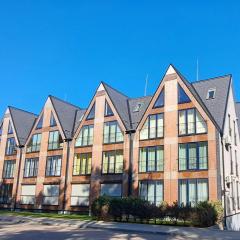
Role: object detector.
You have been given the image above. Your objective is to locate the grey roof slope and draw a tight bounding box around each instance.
[49,95,84,139]
[192,75,231,132]
[9,106,37,146]
[235,102,240,133]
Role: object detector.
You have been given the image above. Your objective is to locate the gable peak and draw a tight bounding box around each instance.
[97,83,105,92]
[166,64,176,75]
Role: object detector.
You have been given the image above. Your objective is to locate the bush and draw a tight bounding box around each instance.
[91,195,111,220]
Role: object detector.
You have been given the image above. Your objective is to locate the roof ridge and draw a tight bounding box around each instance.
[101,81,129,98]
[49,95,82,110]
[192,74,232,84]
[129,95,152,100]
[8,105,38,117]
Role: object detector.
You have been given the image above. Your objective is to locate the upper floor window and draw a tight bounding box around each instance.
[102,150,123,174]
[5,138,16,155]
[50,113,57,127]
[228,114,232,137]
[206,89,216,100]
[179,108,207,135]
[48,131,63,150]
[73,153,92,176]
[8,122,13,134]
[45,155,62,177]
[36,115,43,129]
[179,142,208,171]
[140,113,163,140]
[75,125,93,147]
[86,103,95,120]
[3,160,15,179]
[139,146,164,172]
[178,84,191,104]
[27,133,42,153]
[233,120,237,145]
[103,121,123,144]
[179,179,208,206]
[24,158,39,178]
[105,101,114,116]
[153,89,164,108]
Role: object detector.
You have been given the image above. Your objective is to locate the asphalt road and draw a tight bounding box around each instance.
[0,222,188,240]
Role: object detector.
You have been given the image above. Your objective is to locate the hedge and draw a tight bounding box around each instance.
[91,196,223,227]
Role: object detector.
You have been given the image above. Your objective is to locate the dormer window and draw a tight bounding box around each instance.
[133,103,143,112]
[206,89,216,100]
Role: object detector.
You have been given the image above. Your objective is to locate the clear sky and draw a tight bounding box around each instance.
[0,1,239,116]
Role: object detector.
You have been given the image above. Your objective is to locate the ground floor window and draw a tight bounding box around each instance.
[20,185,36,205]
[179,178,208,206]
[42,184,59,205]
[100,183,122,197]
[71,184,90,206]
[0,183,13,204]
[139,180,163,206]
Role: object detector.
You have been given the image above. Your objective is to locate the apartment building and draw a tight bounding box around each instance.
[0,65,239,230]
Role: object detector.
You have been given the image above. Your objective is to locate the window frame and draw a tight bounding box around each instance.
[73,153,92,176]
[102,150,124,174]
[23,158,39,178]
[153,88,164,108]
[0,183,13,204]
[75,125,94,147]
[27,133,42,153]
[48,131,63,150]
[5,137,17,156]
[86,103,95,120]
[103,121,124,144]
[3,160,16,179]
[104,101,114,117]
[45,155,62,177]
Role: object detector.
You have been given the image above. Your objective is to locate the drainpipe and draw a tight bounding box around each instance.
[221,135,227,228]
[62,139,71,213]
[13,145,24,210]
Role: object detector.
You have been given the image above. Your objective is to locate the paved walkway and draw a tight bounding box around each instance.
[0,215,239,240]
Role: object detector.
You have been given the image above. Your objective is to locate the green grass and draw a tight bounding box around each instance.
[0,210,92,221]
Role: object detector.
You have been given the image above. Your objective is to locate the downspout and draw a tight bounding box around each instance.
[62,139,71,213]
[13,145,24,210]
[221,135,227,228]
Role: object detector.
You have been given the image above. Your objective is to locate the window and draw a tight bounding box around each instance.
[5,138,16,155]
[50,113,57,127]
[0,184,13,204]
[234,120,237,145]
[103,121,123,143]
[43,184,59,205]
[178,84,191,104]
[27,133,42,152]
[236,150,239,177]
[179,109,207,135]
[73,153,92,175]
[24,158,39,177]
[75,125,94,147]
[228,115,232,137]
[100,183,122,197]
[153,89,164,108]
[231,181,235,211]
[45,155,62,176]
[8,122,13,134]
[139,146,164,172]
[237,182,240,210]
[206,89,216,100]
[140,113,164,140]
[20,185,36,205]
[48,131,63,150]
[0,124,2,136]
[230,146,233,175]
[139,181,163,206]
[102,150,123,174]
[3,160,15,179]
[179,142,208,171]
[179,179,208,206]
[133,103,143,112]
[36,115,43,129]
[71,184,90,206]
[86,103,95,120]
[105,101,114,116]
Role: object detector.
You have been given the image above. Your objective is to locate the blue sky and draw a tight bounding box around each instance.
[0,1,239,116]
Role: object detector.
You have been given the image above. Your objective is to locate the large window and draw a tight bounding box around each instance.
[45,155,62,177]
[3,160,15,179]
[73,153,92,175]
[48,131,63,150]
[71,184,90,206]
[179,109,207,135]
[139,181,163,206]
[75,125,93,147]
[5,138,16,155]
[27,133,42,152]
[139,146,164,172]
[140,113,164,140]
[179,142,208,171]
[179,179,208,206]
[101,183,122,197]
[24,158,39,178]
[20,185,36,205]
[102,150,123,174]
[0,183,13,204]
[103,121,123,144]
[43,184,59,205]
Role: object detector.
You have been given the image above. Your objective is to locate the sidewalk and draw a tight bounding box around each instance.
[0,215,239,239]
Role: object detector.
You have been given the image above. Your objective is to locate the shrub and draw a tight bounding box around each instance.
[109,197,124,221]
[91,195,111,220]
